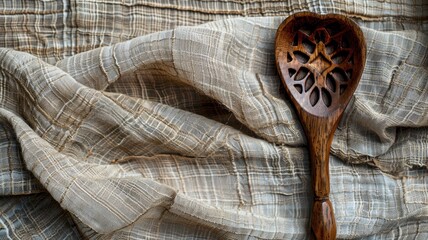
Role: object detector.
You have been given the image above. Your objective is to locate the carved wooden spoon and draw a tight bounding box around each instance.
[275,12,366,239]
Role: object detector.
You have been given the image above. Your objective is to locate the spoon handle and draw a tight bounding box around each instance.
[303,116,339,239]
[298,113,342,239]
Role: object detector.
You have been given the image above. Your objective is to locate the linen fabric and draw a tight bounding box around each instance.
[0,0,427,239]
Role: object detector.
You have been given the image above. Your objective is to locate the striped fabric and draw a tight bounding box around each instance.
[0,0,427,239]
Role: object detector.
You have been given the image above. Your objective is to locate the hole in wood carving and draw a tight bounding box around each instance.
[314,30,326,43]
[294,84,303,93]
[303,38,315,53]
[321,87,332,107]
[325,22,342,36]
[310,87,320,106]
[305,73,315,91]
[331,68,348,82]
[292,34,298,46]
[331,50,349,64]
[288,68,296,78]
[348,55,354,64]
[346,69,352,79]
[325,40,338,55]
[287,52,292,62]
[295,67,309,81]
[340,84,347,95]
[294,51,310,63]
[299,26,312,36]
[326,74,336,92]
[342,38,350,48]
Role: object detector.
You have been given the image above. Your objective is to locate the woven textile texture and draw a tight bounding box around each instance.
[0,0,427,239]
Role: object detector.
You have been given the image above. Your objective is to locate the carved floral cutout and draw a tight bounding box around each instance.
[287,24,354,108]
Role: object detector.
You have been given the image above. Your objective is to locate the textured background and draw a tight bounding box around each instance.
[0,0,427,239]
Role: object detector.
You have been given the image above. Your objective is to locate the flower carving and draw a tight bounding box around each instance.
[286,23,354,108]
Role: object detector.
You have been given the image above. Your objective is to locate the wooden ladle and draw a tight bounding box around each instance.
[275,12,366,239]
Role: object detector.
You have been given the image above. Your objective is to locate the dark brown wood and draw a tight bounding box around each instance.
[275,12,366,239]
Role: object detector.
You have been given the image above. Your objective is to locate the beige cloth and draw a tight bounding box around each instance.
[0,0,427,239]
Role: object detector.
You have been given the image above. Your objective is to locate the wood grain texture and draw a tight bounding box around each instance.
[275,12,366,239]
